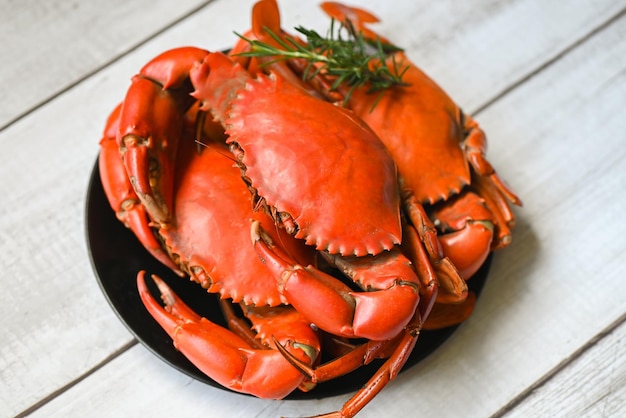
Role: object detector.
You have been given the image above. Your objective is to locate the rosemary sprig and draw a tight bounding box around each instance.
[234,19,409,105]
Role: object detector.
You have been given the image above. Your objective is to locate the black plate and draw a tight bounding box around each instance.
[85,158,491,399]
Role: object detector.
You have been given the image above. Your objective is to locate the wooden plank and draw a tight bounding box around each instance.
[502,318,626,418]
[2,0,626,416]
[0,0,209,129]
[26,344,346,418]
[23,325,626,418]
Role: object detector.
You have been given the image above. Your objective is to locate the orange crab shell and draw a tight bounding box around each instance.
[344,60,471,205]
[159,134,316,307]
[222,70,402,257]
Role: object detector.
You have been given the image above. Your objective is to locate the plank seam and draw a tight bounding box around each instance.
[487,7,626,413]
[490,311,626,418]
[473,5,626,116]
[15,339,139,417]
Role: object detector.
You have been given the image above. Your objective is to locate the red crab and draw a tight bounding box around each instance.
[236,0,521,319]
[320,2,523,273]
[101,102,322,399]
[316,3,523,336]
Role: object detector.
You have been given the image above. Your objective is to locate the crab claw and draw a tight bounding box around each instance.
[117,47,208,224]
[252,221,427,341]
[99,104,182,275]
[137,271,319,399]
[320,1,387,43]
[430,192,495,280]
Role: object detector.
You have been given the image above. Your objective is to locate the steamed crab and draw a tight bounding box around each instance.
[232,0,522,327]
[101,102,321,398]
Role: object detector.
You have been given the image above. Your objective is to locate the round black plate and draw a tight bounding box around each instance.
[85,158,491,399]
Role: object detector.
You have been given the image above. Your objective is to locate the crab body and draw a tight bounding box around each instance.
[320,2,522,275]
[101,102,321,399]
[193,52,402,256]
[160,128,314,306]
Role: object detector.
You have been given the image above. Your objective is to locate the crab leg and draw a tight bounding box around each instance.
[137,271,319,399]
[229,0,329,99]
[281,312,424,418]
[471,171,518,250]
[403,195,468,303]
[460,114,522,250]
[322,315,422,418]
[99,104,182,275]
[423,292,477,330]
[218,298,265,349]
[252,221,433,342]
[117,47,208,224]
[462,114,522,207]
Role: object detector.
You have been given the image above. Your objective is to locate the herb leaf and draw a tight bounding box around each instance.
[234,19,409,105]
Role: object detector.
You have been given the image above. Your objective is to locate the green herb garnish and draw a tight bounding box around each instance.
[235,19,409,105]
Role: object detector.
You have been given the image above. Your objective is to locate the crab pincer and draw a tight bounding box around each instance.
[116,47,209,225]
[137,272,319,399]
[99,104,183,275]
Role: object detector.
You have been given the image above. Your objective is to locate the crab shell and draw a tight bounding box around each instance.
[337,61,470,205]
[160,127,316,307]
[192,53,403,257]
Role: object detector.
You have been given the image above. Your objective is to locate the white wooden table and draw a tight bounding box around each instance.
[2,0,625,417]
